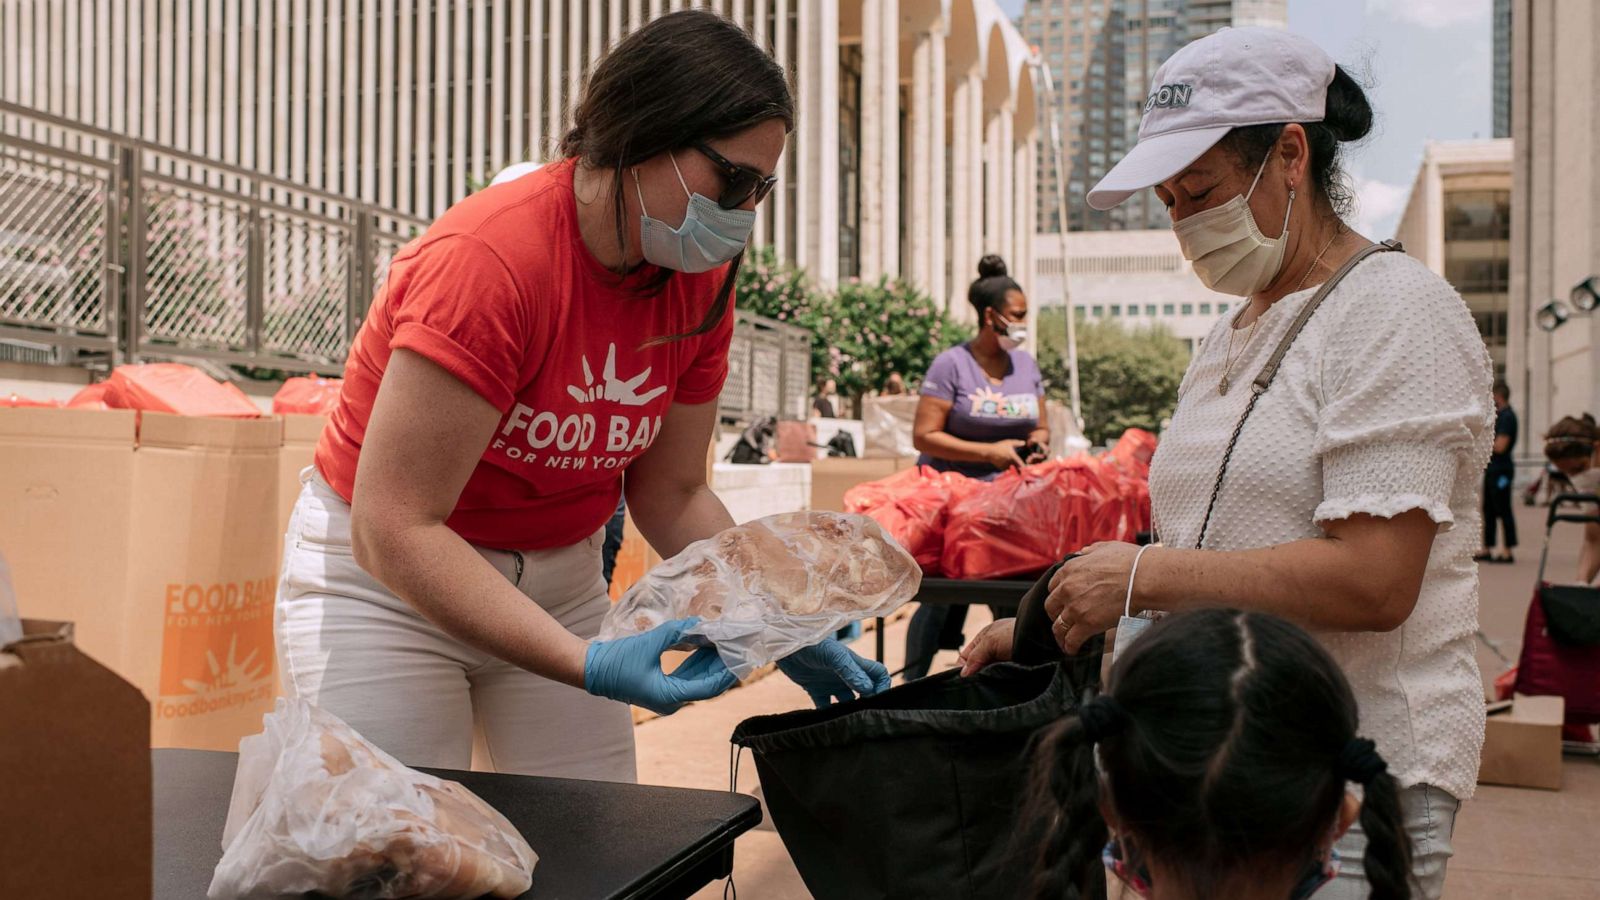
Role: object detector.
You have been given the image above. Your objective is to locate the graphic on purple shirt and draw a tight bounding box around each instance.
[916,343,1043,480]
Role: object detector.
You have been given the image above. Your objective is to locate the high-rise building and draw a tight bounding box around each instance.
[1019,0,1286,233]
[1493,0,1512,138]
[0,0,1038,322]
[1505,0,1600,461]
[1394,140,1513,375]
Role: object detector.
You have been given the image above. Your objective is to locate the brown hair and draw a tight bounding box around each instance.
[559,10,794,343]
[1545,414,1599,463]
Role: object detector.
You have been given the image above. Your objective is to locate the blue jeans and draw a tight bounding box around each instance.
[1323,784,1458,900]
[600,497,627,589]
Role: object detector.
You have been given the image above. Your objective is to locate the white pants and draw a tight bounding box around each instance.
[1323,784,1458,900]
[275,469,636,782]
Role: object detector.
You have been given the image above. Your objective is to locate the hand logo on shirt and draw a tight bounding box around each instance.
[567,343,669,407]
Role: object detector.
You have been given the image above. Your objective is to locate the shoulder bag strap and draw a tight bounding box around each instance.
[1192,239,1403,550]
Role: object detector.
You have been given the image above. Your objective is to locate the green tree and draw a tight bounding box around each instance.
[1037,307,1190,446]
[736,246,971,402]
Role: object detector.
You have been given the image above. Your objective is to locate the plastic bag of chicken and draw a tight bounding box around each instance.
[208,698,537,899]
[597,511,921,680]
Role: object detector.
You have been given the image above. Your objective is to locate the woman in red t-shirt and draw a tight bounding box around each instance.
[278,11,889,780]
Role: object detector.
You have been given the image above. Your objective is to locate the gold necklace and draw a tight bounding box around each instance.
[1217,230,1341,396]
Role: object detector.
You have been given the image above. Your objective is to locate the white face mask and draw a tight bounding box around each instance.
[993,314,1029,351]
[1171,150,1294,297]
[634,153,756,273]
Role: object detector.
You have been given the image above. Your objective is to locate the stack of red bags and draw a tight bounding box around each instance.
[941,456,1138,579]
[89,364,262,416]
[843,466,972,574]
[842,428,1159,580]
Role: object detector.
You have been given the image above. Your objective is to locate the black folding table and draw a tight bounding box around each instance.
[153,748,761,900]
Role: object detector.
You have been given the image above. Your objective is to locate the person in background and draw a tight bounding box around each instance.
[883,372,908,396]
[902,253,1049,681]
[1476,381,1518,564]
[601,498,628,589]
[1543,415,1600,583]
[813,377,838,418]
[1014,609,1413,900]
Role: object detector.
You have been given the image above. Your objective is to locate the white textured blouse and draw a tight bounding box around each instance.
[1147,251,1494,801]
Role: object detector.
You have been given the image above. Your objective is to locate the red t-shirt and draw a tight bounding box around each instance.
[316,158,733,550]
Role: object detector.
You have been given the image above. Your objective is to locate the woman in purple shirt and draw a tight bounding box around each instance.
[903,254,1050,679]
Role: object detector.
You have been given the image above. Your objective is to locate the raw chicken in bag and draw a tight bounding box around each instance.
[599,512,921,679]
[209,698,537,899]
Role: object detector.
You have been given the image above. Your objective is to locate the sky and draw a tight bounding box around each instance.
[997,0,1496,238]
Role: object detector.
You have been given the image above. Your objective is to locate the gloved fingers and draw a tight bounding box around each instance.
[817,641,877,695]
[665,656,738,705]
[670,645,726,681]
[640,696,684,717]
[803,684,836,708]
[647,616,703,654]
[858,654,892,695]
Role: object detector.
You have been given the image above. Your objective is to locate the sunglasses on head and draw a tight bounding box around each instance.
[693,143,778,210]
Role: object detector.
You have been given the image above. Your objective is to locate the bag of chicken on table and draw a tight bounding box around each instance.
[209,698,537,900]
[598,511,921,680]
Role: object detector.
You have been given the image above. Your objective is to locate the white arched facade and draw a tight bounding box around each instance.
[0,0,1038,320]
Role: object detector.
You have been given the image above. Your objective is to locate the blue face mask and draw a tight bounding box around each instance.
[633,152,755,273]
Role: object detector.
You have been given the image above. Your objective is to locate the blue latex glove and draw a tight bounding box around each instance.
[777,638,893,708]
[585,617,738,716]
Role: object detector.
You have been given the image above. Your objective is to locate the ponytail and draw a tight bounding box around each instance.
[1354,772,1413,900]
[1019,715,1112,900]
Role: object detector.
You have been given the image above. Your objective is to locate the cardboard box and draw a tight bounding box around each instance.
[810,456,917,513]
[1479,694,1564,790]
[125,413,281,749]
[0,409,281,752]
[0,408,138,671]
[0,619,152,899]
[278,413,327,546]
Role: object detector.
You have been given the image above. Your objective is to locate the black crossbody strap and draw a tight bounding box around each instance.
[1193,239,1404,550]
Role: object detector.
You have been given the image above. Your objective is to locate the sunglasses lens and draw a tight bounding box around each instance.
[719,173,759,209]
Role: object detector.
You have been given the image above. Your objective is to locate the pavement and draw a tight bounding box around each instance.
[634,500,1600,899]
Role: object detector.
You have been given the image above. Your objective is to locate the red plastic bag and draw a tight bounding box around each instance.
[65,382,112,409]
[844,467,967,574]
[942,457,1139,580]
[272,376,344,416]
[1,394,61,408]
[1102,428,1158,480]
[104,364,261,417]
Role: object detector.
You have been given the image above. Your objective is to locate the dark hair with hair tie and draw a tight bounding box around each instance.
[1215,65,1373,219]
[968,254,1024,324]
[1077,695,1129,744]
[1017,610,1415,900]
[1338,738,1388,785]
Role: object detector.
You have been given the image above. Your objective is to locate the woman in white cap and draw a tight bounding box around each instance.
[960,27,1491,899]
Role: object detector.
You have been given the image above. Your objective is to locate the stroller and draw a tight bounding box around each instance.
[1511,493,1600,749]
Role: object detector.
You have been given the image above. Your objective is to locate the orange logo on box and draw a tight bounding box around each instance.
[158,578,275,717]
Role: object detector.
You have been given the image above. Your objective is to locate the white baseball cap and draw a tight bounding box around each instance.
[1086,27,1336,211]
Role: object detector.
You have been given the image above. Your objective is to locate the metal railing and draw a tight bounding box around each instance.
[1,102,812,422]
[723,309,813,422]
[0,102,427,374]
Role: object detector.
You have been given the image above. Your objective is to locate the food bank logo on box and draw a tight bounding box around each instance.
[157,577,275,719]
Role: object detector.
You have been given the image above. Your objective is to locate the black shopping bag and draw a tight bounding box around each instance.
[730,620,1099,900]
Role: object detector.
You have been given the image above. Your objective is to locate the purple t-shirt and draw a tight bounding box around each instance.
[917,343,1043,479]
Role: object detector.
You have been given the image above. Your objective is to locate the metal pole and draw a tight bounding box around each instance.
[246,195,264,356]
[350,210,373,346]
[1032,58,1083,431]
[104,152,126,366]
[123,146,147,363]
